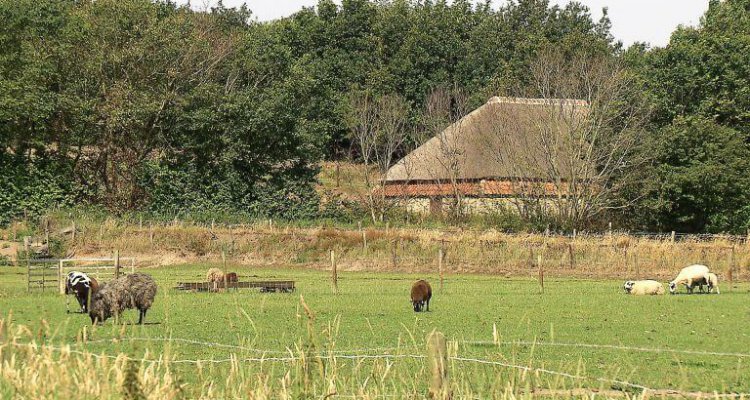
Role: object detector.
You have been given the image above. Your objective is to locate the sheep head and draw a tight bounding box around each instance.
[623,281,635,294]
[668,281,677,294]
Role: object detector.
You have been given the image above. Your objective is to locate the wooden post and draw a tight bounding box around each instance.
[139,216,143,230]
[358,221,367,251]
[729,246,735,292]
[670,231,676,243]
[149,224,154,245]
[59,260,65,294]
[427,331,449,400]
[634,252,640,280]
[114,250,121,279]
[268,218,273,231]
[572,229,577,240]
[222,250,227,269]
[331,250,338,294]
[568,243,575,269]
[130,258,135,273]
[42,263,47,292]
[608,222,612,237]
[71,221,76,242]
[391,240,397,269]
[537,254,544,294]
[26,257,30,293]
[438,247,444,290]
[211,219,215,231]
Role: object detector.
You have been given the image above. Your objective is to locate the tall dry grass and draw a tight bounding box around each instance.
[2,218,749,280]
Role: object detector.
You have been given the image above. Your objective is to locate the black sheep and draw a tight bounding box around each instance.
[410,279,432,312]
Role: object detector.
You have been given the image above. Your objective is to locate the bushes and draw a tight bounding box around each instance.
[0,157,75,226]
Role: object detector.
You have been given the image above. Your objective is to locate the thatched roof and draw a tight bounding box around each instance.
[385,97,589,183]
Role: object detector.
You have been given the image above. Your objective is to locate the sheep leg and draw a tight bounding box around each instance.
[426,299,430,312]
[138,309,145,325]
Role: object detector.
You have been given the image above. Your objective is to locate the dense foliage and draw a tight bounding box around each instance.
[1,0,749,232]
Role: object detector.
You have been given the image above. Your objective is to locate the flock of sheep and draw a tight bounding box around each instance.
[65,271,157,324]
[623,264,720,295]
[63,262,722,324]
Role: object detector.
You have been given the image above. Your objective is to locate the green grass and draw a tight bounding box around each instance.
[1,264,749,397]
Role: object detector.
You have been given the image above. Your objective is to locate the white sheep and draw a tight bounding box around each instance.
[669,264,710,294]
[706,272,720,294]
[623,280,665,295]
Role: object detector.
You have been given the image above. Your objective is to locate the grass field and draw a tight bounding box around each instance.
[1,264,749,399]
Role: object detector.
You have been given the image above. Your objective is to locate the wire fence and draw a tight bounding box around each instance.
[7,338,750,398]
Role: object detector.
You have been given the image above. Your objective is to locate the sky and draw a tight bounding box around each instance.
[185,0,709,48]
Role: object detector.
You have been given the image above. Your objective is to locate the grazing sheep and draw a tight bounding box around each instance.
[706,272,720,294]
[65,271,99,313]
[410,280,432,312]
[669,264,710,294]
[89,273,157,325]
[623,280,665,295]
[225,272,238,282]
[206,268,225,283]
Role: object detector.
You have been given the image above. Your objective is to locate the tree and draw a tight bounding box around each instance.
[346,91,409,223]
[631,117,750,233]
[485,48,651,228]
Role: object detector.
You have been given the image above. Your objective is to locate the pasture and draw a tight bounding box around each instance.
[1,264,749,399]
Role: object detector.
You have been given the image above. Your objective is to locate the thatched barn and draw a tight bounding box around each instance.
[383,96,589,214]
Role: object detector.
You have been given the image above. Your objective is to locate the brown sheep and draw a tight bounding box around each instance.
[410,279,432,312]
[225,272,238,282]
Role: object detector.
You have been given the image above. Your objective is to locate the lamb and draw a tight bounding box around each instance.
[669,264,710,294]
[410,280,432,312]
[89,273,157,325]
[65,271,99,313]
[623,280,665,295]
[706,272,720,294]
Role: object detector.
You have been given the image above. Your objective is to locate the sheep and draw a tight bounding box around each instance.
[410,280,432,312]
[206,268,225,283]
[224,272,239,288]
[64,271,99,313]
[89,273,157,325]
[623,280,665,295]
[706,272,720,294]
[669,264,710,294]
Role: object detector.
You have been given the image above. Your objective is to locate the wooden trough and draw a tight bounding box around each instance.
[174,280,295,293]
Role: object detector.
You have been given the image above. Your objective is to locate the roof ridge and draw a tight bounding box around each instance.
[488,96,588,107]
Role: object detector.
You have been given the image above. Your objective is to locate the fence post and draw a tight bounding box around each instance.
[635,252,640,280]
[391,240,398,269]
[331,250,338,294]
[41,262,45,293]
[568,243,575,270]
[729,246,735,292]
[59,260,65,294]
[438,247,444,291]
[26,257,30,293]
[222,250,227,269]
[427,331,449,400]
[114,250,121,279]
[72,221,76,242]
[572,229,577,240]
[537,254,544,294]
